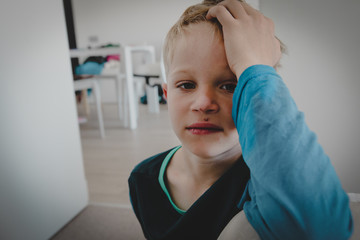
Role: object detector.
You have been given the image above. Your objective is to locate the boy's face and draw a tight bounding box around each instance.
[163,22,242,159]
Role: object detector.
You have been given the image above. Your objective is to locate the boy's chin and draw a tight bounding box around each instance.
[184,143,242,160]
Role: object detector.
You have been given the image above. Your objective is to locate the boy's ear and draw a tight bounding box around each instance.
[162,83,168,99]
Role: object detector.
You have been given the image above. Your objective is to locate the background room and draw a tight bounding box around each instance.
[0,0,359,239]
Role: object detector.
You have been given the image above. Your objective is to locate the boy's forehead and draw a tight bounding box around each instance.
[164,21,224,81]
[181,22,220,40]
[171,22,222,60]
[167,23,231,82]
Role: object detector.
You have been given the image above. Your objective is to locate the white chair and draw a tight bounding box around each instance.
[97,71,126,122]
[133,62,163,113]
[122,45,163,129]
[133,45,167,114]
[74,77,105,138]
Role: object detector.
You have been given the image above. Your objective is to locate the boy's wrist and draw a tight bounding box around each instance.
[237,65,277,82]
[234,65,249,80]
[235,64,274,80]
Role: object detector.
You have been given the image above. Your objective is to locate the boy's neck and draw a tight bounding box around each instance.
[165,146,241,211]
[180,147,241,182]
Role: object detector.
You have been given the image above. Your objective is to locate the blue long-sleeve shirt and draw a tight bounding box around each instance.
[233,65,353,239]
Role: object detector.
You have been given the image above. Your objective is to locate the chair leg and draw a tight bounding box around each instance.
[115,74,123,121]
[123,81,129,128]
[146,85,160,113]
[124,47,138,130]
[92,81,105,138]
[81,90,90,116]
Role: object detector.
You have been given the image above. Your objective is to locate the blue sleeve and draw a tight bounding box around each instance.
[233,65,353,239]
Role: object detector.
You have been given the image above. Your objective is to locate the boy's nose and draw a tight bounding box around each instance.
[191,88,219,114]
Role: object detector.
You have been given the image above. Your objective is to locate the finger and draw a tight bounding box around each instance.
[217,0,247,19]
[206,5,235,25]
[241,2,261,16]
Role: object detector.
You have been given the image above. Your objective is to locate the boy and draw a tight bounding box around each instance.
[128,0,353,239]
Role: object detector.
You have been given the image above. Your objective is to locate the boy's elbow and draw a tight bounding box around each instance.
[328,211,353,240]
[329,194,354,239]
[309,205,353,240]
[288,194,353,239]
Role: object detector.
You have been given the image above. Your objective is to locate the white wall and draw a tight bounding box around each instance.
[261,0,360,193]
[0,0,88,239]
[72,0,199,55]
[72,0,360,193]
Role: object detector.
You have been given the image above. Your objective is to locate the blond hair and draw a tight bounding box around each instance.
[163,0,286,76]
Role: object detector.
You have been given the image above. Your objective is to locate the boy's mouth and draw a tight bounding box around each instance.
[185,122,223,135]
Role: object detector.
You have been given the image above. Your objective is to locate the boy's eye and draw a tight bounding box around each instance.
[220,83,237,93]
[178,82,196,89]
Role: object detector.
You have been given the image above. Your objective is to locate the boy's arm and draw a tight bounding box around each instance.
[208,0,353,238]
[233,64,352,239]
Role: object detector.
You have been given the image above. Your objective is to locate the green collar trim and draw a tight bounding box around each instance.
[158,146,186,215]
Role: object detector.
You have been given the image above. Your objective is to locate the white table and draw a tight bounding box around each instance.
[70,47,122,58]
[70,47,130,128]
[70,46,157,130]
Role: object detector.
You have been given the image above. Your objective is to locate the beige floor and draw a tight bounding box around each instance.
[78,102,180,207]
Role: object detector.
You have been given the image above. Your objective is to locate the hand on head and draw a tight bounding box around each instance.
[206,0,282,79]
